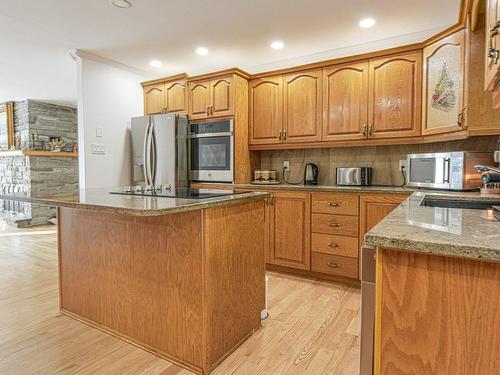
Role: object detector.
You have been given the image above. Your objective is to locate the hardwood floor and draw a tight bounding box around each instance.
[0,224,360,374]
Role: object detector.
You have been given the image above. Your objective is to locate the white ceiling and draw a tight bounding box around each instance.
[0,0,460,105]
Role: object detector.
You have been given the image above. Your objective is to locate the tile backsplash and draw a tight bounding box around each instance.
[260,136,500,186]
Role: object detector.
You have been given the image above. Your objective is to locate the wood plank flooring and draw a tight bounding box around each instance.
[0,223,360,374]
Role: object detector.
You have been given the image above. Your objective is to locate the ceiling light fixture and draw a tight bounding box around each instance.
[195,47,209,56]
[270,41,285,50]
[149,60,162,68]
[359,18,376,28]
[110,0,132,8]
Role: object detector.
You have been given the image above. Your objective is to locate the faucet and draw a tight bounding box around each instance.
[475,165,500,174]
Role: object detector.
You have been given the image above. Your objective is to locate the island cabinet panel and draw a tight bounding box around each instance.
[249,76,283,145]
[58,208,204,372]
[165,80,187,113]
[375,248,500,375]
[359,194,408,248]
[268,191,311,270]
[283,69,322,143]
[188,80,211,120]
[322,61,369,141]
[203,200,265,370]
[422,30,466,136]
[367,51,422,139]
[144,83,166,115]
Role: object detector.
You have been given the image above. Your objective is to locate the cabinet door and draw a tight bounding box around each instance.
[359,194,408,248]
[322,62,369,141]
[165,80,186,113]
[249,76,283,145]
[368,52,422,139]
[422,31,465,135]
[269,191,311,270]
[283,70,322,143]
[188,80,211,120]
[210,77,233,117]
[144,83,165,115]
[485,0,500,91]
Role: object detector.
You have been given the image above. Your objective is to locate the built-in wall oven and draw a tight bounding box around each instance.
[188,119,234,183]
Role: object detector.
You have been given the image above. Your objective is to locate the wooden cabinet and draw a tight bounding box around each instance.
[188,76,234,120]
[359,194,408,247]
[144,83,166,115]
[283,69,322,143]
[249,76,283,145]
[485,0,500,108]
[368,51,422,139]
[322,61,369,141]
[143,79,187,115]
[267,191,311,271]
[422,30,466,135]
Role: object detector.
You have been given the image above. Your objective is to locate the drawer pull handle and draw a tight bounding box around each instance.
[328,202,341,207]
[327,242,338,248]
[327,261,340,268]
[328,222,341,227]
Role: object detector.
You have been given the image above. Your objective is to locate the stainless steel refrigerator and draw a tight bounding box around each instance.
[131,113,189,188]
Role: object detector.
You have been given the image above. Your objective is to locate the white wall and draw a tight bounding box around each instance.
[76,53,146,189]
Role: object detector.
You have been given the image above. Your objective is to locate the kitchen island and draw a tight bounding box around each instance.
[0,188,270,375]
[365,191,500,375]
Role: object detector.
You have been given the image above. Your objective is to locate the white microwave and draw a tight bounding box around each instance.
[406,152,492,190]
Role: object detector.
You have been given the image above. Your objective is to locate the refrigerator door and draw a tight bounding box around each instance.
[175,115,189,189]
[131,116,151,186]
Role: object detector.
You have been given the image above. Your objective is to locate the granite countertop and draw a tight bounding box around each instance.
[365,191,500,262]
[0,188,270,217]
[235,183,416,194]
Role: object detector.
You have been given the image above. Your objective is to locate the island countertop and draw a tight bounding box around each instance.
[365,191,500,262]
[0,188,270,216]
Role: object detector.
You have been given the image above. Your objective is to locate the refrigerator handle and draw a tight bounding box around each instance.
[144,117,153,185]
[151,119,157,185]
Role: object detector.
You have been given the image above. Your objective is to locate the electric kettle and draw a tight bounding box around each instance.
[304,163,319,185]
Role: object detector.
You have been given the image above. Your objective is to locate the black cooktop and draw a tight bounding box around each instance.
[110,187,236,199]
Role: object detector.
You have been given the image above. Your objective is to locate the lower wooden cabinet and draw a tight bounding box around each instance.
[267,191,311,271]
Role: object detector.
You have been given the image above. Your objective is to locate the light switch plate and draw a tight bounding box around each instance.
[91,144,105,155]
[95,127,103,138]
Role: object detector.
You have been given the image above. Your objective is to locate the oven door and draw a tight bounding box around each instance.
[406,153,452,189]
[189,135,233,182]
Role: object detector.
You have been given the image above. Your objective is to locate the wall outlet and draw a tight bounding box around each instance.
[283,160,290,171]
[91,143,105,155]
[399,159,407,171]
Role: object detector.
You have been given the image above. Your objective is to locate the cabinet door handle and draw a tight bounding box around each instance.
[278,130,283,141]
[327,261,340,268]
[328,222,341,228]
[367,123,373,137]
[328,202,341,207]
[457,107,466,127]
[362,123,367,137]
[327,242,338,248]
[210,105,214,115]
[206,105,210,115]
[283,129,287,140]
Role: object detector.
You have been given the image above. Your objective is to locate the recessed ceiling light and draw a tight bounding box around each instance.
[359,18,376,28]
[270,41,285,50]
[195,47,209,56]
[149,60,162,68]
[110,0,132,8]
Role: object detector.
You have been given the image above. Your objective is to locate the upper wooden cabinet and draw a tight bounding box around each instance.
[143,78,187,115]
[283,69,322,143]
[485,0,500,108]
[322,61,369,141]
[188,76,234,120]
[422,30,466,136]
[249,76,283,145]
[368,51,422,139]
[268,191,311,271]
[144,83,166,115]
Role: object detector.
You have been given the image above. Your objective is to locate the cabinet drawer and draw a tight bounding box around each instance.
[312,213,358,237]
[311,233,359,258]
[312,193,359,216]
[311,253,358,279]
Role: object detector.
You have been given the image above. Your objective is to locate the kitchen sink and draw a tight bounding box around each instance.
[420,198,500,210]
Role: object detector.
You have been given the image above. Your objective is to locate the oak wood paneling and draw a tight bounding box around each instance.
[269,191,311,270]
[188,80,211,120]
[312,192,359,216]
[249,76,283,145]
[376,248,500,375]
[322,61,369,141]
[368,51,422,139]
[165,80,187,113]
[311,213,358,237]
[210,77,233,117]
[144,83,165,115]
[283,69,322,143]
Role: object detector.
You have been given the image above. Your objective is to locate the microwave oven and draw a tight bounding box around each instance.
[406,151,493,190]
